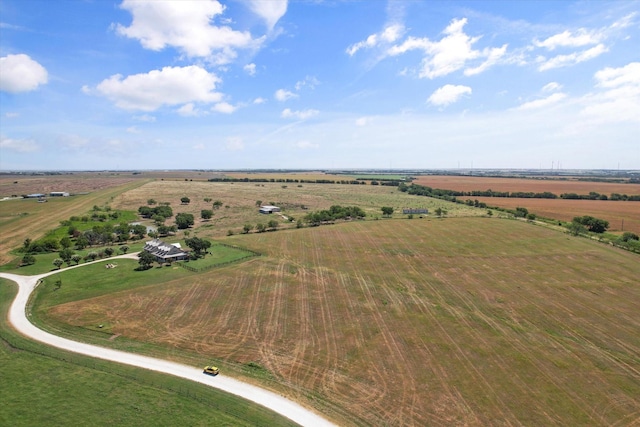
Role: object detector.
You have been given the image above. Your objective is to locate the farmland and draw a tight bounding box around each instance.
[413,175,640,234]
[42,217,640,426]
[3,172,640,426]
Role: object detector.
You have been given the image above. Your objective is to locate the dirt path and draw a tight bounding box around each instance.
[0,255,336,427]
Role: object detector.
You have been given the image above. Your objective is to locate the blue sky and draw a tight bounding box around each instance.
[1,0,639,171]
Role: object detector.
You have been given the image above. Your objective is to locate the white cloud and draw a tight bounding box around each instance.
[0,135,39,152]
[94,65,223,111]
[126,126,141,134]
[5,112,19,118]
[387,18,503,79]
[295,76,320,91]
[538,44,608,71]
[542,82,563,92]
[212,102,236,114]
[0,54,48,93]
[177,103,202,117]
[115,0,259,63]
[275,88,297,101]
[281,108,319,120]
[244,63,256,76]
[243,0,287,31]
[534,29,604,50]
[464,44,508,76]
[428,84,472,107]
[134,114,156,122]
[595,62,640,88]
[253,97,267,104]
[579,62,640,125]
[346,23,404,56]
[517,92,567,110]
[193,143,205,150]
[225,137,244,150]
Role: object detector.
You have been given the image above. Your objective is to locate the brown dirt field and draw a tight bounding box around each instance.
[0,172,141,197]
[413,175,640,196]
[474,197,640,234]
[48,218,640,426]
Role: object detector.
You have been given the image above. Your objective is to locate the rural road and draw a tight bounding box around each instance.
[0,255,337,427]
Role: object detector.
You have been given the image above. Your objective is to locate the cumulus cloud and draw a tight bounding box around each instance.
[516,92,567,110]
[212,102,236,114]
[346,23,405,56]
[243,0,287,30]
[253,97,267,104]
[115,0,259,63]
[177,103,202,117]
[0,54,48,93]
[538,44,607,71]
[94,65,223,111]
[0,135,39,152]
[244,63,256,76]
[428,84,472,107]
[387,18,504,79]
[595,62,640,88]
[275,88,297,101]
[281,108,319,120]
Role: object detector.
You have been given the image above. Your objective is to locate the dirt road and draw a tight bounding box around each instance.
[0,255,336,427]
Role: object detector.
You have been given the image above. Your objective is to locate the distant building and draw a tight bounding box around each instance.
[403,208,429,215]
[25,193,45,198]
[259,205,281,214]
[50,192,70,197]
[143,239,189,263]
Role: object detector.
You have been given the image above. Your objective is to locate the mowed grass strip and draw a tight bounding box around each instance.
[38,218,640,426]
[0,280,299,427]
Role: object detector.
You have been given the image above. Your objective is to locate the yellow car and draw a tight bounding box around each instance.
[203,366,219,376]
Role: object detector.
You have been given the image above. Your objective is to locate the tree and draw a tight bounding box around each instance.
[104,247,114,257]
[21,254,36,266]
[435,207,443,217]
[567,221,587,236]
[256,223,266,233]
[60,236,72,249]
[573,215,609,233]
[621,232,639,242]
[201,209,214,220]
[71,254,82,265]
[131,224,147,240]
[23,238,32,252]
[138,251,156,270]
[381,207,394,217]
[255,200,262,207]
[59,248,75,265]
[147,198,157,205]
[213,200,223,209]
[53,258,64,269]
[243,224,252,234]
[267,219,279,230]
[175,213,195,229]
[180,196,191,205]
[119,245,129,254]
[204,197,212,203]
[87,252,99,261]
[185,237,211,259]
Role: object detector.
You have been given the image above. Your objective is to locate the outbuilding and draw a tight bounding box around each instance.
[259,205,281,214]
[50,192,70,197]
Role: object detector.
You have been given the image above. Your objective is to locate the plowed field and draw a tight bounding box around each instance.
[48,218,640,426]
[413,175,640,235]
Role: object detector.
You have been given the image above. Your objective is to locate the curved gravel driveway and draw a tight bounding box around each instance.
[0,255,337,427]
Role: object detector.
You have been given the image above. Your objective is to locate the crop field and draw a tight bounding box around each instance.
[412,175,640,235]
[413,175,640,195]
[44,218,640,426]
